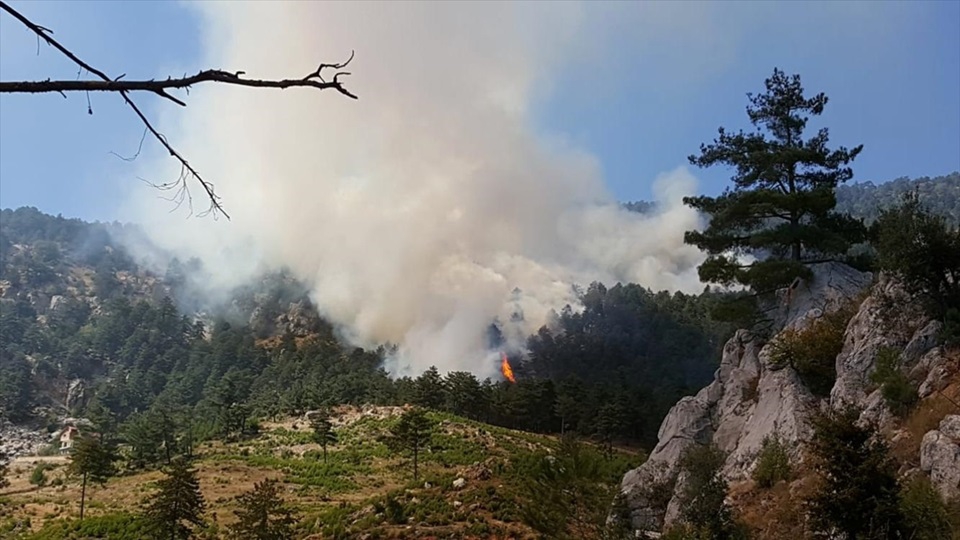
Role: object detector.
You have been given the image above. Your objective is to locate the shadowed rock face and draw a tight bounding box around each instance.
[620,262,959,535]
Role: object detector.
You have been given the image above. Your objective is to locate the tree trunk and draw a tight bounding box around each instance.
[413,446,419,482]
[323,444,327,464]
[79,472,87,520]
[790,213,802,262]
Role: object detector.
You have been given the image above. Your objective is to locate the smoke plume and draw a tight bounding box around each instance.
[124,2,705,378]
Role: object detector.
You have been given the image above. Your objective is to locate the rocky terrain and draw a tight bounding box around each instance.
[620,263,960,535]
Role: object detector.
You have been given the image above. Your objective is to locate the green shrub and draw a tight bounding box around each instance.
[899,476,953,540]
[26,513,148,540]
[384,493,407,524]
[29,463,54,486]
[870,347,918,416]
[769,304,855,397]
[940,308,960,346]
[752,436,791,488]
[36,445,59,457]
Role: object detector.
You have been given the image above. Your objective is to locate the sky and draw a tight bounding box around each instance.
[0,0,958,222]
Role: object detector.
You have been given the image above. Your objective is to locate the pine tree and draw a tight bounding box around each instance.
[871,192,960,316]
[386,407,434,481]
[806,407,904,539]
[86,397,118,444]
[442,371,484,419]
[685,68,866,292]
[413,366,445,410]
[67,435,116,520]
[229,479,299,540]
[594,402,627,457]
[309,411,337,464]
[144,458,206,540]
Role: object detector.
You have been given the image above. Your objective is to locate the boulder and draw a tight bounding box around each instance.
[920,415,960,500]
[831,276,926,410]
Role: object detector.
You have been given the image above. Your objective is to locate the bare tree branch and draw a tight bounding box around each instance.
[0,1,357,219]
[0,58,358,102]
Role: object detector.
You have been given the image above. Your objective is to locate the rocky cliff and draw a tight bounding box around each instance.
[620,263,960,534]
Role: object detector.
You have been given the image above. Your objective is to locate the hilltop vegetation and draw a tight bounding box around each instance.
[1,407,638,539]
[0,206,739,452]
[836,172,960,226]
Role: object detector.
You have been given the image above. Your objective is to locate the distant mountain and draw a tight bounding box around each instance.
[623,172,960,226]
[835,172,959,226]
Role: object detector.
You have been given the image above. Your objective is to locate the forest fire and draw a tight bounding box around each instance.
[500,352,516,383]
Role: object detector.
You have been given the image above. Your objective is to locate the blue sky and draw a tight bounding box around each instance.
[1,0,958,222]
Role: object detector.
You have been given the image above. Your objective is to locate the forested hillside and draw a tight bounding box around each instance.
[624,173,960,225]
[0,206,730,451]
[835,172,960,225]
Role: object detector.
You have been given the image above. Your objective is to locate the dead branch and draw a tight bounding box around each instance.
[0,58,358,102]
[0,1,357,219]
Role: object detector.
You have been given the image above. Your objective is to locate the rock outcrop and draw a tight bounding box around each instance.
[620,263,959,536]
[920,414,960,500]
[620,263,872,533]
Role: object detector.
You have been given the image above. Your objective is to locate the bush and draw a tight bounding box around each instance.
[29,463,54,486]
[940,308,960,347]
[769,304,855,396]
[752,436,791,488]
[869,347,918,417]
[25,513,148,540]
[899,476,953,540]
[676,444,747,540]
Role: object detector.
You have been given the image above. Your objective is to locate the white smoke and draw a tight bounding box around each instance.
[123,2,705,379]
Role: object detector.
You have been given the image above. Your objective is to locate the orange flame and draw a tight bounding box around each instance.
[500,352,516,383]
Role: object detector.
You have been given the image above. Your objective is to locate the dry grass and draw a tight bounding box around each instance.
[1,407,606,539]
[890,357,960,468]
[731,460,820,540]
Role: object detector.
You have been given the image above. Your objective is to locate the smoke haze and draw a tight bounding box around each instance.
[124,2,705,378]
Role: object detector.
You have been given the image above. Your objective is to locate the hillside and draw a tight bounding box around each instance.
[2,172,959,538]
[1,406,639,539]
[620,263,960,538]
[835,171,960,226]
[623,172,960,226]
[0,206,734,456]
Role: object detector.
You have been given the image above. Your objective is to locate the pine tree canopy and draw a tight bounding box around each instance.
[684,68,866,291]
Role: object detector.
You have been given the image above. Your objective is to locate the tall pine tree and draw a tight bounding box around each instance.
[67,435,116,520]
[386,407,434,482]
[309,411,337,464]
[144,458,206,540]
[685,69,865,292]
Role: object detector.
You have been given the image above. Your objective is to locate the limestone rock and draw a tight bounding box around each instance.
[920,415,960,500]
[65,378,85,411]
[620,263,872,534]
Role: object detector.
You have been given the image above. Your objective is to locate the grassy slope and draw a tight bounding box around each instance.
[0,406,641,539]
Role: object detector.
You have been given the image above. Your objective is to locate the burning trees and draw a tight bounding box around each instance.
[500,353,517,384]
